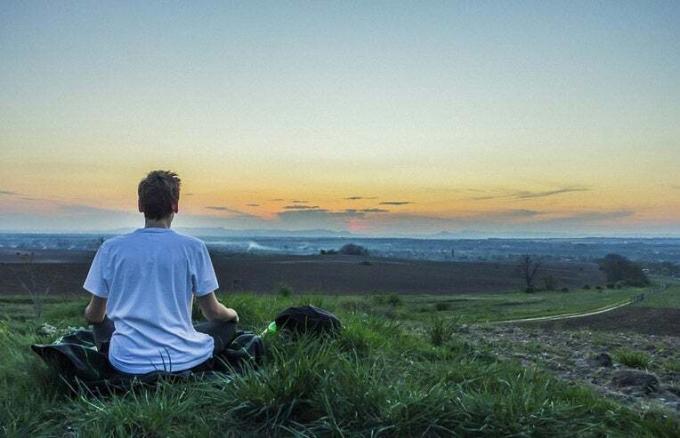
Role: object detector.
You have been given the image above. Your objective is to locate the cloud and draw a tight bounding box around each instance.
[672,185,680,190]
[344,196,378,200]
[205,206,244,214]
[379,201,413,206]
[342,208,389,214]
[502,209,543,218]
[515,188,589,199]
[290,200,308,203]
[0,190,19,196]
[276,208,364,230]
[246,203,260,207]
[269,198,285,202]
[283,205,321,210]
[204,206,256,218]
[546,210,635,223]
[356,208,389,213]
[470,187,589,201]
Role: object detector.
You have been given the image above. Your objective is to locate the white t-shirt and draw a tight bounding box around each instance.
[83,227,218,374]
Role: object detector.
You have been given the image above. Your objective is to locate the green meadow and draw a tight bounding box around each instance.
[1,289,678,437]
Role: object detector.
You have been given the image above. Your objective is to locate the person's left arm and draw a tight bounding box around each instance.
[84,296,107,323]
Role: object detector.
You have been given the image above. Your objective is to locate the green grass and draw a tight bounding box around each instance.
[615,349,653,369]
[632,284,680,309]
[1,292,678,437]
[393,287,644,325]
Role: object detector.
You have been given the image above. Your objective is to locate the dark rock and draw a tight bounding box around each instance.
[667,386,680,397]
[592,352,613,368]
[612,370,659,393]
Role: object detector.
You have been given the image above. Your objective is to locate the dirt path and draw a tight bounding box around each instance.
[495,299,634,324]
[493,284,667,325]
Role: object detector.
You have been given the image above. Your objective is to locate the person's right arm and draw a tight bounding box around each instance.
[196,292,239,322]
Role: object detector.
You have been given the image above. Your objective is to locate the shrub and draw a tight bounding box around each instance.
[338,243,369,256]
[434,302,450,311]
[560,287,569,293]
[583,284,591,290]
[429,318,456,346]
[277,284,293,298]
[386,294,402,307]
[615,349,651,369]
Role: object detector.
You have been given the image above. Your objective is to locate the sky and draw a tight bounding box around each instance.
[1,1,679,236]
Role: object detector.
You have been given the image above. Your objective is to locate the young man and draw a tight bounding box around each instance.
[82,170,239,374]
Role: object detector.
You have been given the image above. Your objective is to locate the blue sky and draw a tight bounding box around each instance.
[1,1,679,235]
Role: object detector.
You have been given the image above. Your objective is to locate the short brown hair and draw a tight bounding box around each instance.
[138,170,181,220]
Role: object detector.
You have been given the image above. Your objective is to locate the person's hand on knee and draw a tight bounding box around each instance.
[197,292,239,323]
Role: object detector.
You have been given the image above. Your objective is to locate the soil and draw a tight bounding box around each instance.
[529,306,680,337]
[0,251,604,296]
[459,324,680,416]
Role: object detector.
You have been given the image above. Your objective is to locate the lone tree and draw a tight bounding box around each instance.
[518,254,541,293]
[598,254,649,287]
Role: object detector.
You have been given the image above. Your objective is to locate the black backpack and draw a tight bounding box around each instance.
[274,305,342,335]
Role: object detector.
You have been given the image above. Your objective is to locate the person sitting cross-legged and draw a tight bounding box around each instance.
[83,170,239,375]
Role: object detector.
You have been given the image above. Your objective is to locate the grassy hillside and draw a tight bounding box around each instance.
[1,291,678,436]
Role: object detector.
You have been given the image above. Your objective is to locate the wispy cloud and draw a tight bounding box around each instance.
[283,205,321,210]
[246,203,260,207]
[343,208,389,214]
[0,190,19,196]
[379,201,412,206]
[204,206,254,217]
[672,185,680,190]
[268,198,285,202]
[344,196,378,200]
[290,200,308,203]
[547,210,635,223]
[355,208,389,213]
[470,187,589,201]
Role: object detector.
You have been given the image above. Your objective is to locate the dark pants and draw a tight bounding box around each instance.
[92,316,237,372]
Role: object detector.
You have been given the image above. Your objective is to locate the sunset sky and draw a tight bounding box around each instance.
[1,1,679,236]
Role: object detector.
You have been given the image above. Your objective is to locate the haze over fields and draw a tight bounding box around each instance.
[1,2,679,236]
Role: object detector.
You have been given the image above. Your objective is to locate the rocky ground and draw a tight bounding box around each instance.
[458,324,680,416]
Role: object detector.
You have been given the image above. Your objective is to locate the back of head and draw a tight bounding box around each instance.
[138,170,181,220]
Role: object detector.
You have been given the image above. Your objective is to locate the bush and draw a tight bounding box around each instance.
[614,349,651,369]
[338,244,369,256]
[583,284,591,290]
[524,287,536,294]
[434,302,450,311]
[277,284,293,298]
[560,287,569,293]
[386,294,402,307]
[429,318,456,346]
